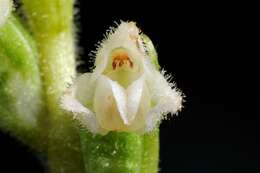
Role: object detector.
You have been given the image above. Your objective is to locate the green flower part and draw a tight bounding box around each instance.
[61,21,183,135]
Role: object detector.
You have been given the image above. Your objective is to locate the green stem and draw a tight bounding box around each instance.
[140,129,159,173]
[80,130,143,173]
[21,0,84,172]
[80,130,159,173]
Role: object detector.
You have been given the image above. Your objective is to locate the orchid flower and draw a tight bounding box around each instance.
[61,21,183,135]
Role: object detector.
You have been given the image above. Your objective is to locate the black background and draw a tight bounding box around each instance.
[0,1,257,173]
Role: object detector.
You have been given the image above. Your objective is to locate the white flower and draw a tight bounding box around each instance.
[0,0,12,27]
[61,21,183,135]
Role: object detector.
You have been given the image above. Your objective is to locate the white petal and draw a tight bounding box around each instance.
[143,62,183,132]
[94,75,128,131]
[107,76,128,124]
[126,75,145,123]
[126,81,151,132]
[145,93,182,132]
[60,83,102,134]
[74,73,96,109]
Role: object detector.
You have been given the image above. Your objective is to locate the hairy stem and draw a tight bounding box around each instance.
[80,129,159,173]
[21,0,84,172]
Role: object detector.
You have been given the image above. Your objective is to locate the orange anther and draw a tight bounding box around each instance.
[112,51,133,70]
